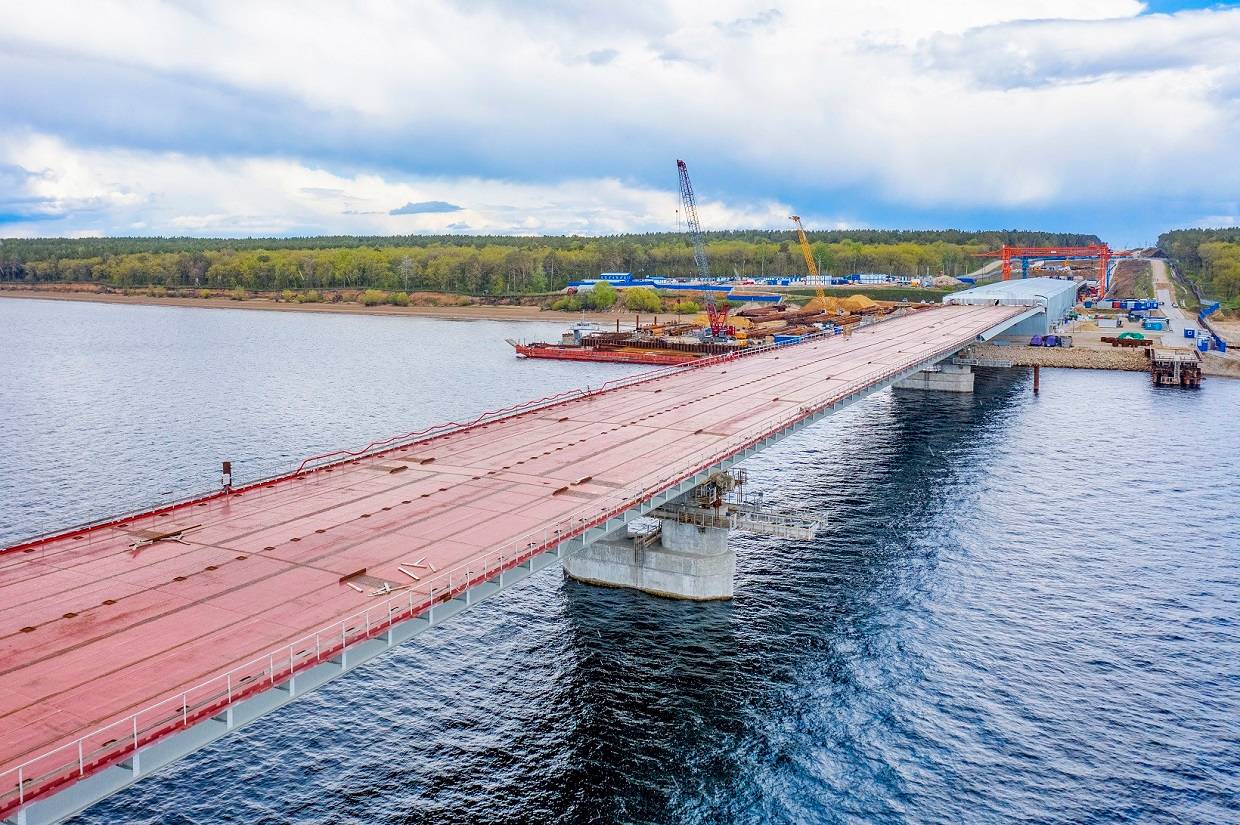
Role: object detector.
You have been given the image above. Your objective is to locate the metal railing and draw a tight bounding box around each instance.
[652,500,823,540]
[0,313,989,818]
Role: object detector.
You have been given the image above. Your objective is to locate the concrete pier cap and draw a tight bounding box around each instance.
[893,361,974,393]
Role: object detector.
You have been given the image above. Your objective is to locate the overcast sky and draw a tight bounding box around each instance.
[2,0,1238,246]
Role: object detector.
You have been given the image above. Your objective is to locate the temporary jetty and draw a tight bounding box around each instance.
[1150,348,1202,387]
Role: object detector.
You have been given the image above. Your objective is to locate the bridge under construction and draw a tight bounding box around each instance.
[0,303,1030,824]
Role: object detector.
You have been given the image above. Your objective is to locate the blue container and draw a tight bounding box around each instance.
[1198,338,1210,352]
[773,334,803,345]
[1184,328,1196,339]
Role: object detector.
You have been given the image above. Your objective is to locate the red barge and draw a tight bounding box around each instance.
[509,341,705,365]
[508,322,744,366]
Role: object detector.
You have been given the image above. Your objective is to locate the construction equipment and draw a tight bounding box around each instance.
[1101,335,1153,348]
[974,244,1113,291]
[677,159,728,336]
[790,215,824,303]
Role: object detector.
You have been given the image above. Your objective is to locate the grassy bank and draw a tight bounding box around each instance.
[1158,228,1240,316]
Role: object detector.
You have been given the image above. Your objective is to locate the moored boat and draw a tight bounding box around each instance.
[507,340,705,365]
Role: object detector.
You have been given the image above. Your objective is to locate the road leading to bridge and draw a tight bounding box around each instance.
[0,303,1024,822]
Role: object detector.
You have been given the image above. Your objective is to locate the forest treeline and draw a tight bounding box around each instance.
[0,230,1100,294]
[1158,228,1240,306]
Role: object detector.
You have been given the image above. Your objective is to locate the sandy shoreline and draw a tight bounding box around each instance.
[0,288,643,325]
[7,287,1236,379]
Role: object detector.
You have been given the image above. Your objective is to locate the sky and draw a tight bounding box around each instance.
[1,0,1238,247]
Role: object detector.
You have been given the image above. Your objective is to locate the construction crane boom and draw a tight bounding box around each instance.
[677,159,727,335]
[677,160,710,281]
[790,215,825,304]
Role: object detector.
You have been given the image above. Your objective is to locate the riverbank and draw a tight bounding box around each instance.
[8,286,1237,379]
[970,343,1240,380]
[0,288,636,325]
[970,343,1149,371]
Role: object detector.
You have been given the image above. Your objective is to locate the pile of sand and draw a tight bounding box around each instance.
[841,294,879,313]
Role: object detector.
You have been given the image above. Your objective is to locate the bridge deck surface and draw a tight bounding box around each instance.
[0,304,1021,803]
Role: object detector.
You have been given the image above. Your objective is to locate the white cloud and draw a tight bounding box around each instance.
[1196,213,1240,228]
[0,132,816,237]
[917,8,1240,88]
[0,0,1237,239]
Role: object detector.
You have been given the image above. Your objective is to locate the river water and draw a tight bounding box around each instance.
[1,298,1236,825]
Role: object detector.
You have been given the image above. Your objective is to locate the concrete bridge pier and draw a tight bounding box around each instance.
[894,361,974,393]
[563,517,736,601]
[563,471,823,601]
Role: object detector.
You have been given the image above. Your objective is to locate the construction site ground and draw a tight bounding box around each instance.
[969,343,1148,372]
[1106,259,1154,300]
[1208,318,1240,341]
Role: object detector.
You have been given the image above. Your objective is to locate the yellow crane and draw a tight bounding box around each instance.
[789,215,827,309]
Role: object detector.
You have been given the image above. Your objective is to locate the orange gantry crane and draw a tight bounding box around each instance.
[975,244,1113,293]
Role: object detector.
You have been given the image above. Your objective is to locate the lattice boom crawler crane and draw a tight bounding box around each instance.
[677,159,729,337]
[790,215,824,304]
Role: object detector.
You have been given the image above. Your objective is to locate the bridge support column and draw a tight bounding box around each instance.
[563,518,735,601]
[894,362,974,393]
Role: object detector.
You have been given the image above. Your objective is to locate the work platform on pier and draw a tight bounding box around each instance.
[0,304,1025,824]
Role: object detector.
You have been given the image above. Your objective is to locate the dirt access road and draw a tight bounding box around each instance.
[1150,258,1195,346]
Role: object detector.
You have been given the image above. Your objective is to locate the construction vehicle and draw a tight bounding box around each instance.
[677,159,729,337]
[790,215,826,308]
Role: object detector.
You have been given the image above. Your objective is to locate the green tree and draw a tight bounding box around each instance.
[587,281,618,310]
[622,287,662,312]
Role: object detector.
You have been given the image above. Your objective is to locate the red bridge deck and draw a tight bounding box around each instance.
[0,305,1022,816]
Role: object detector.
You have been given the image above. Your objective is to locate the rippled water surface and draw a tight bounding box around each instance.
[2,298,1237,824]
